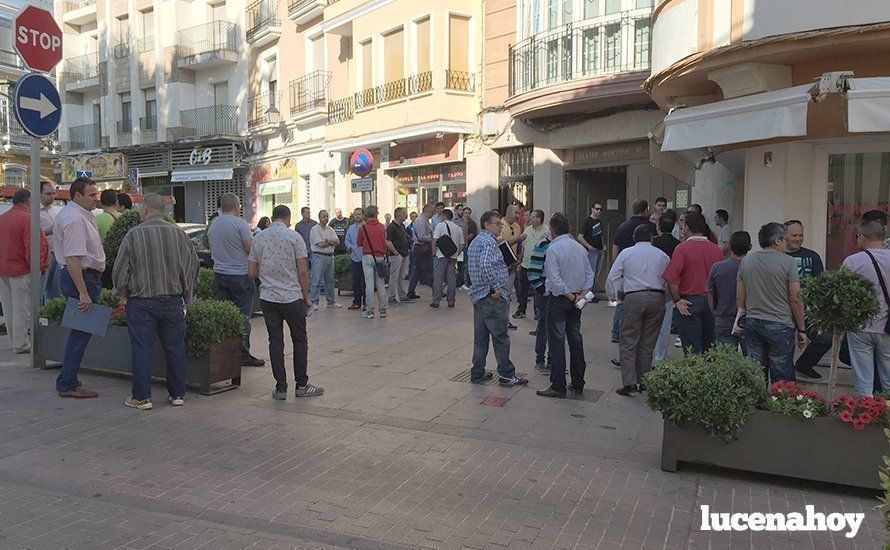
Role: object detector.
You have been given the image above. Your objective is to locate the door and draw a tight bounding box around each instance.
[566,167,627,291]
[173,186,186,222]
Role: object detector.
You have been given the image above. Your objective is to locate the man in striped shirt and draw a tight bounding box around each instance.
[113,194,199,410]
[526,232,551,375]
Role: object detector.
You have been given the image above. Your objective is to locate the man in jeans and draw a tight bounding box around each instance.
[308,209,343,311]
[514,209,549,318]
[113,194,199,410]
[526,234,551,374]
[53,177,104,398]
[249,205,323,399]
[842,220,890,396]
[578,203,604,301]
[345,208,365,310]
[208,193,264,366]
[707,231,751,353]
[737,222,807,382]
[467,210,529,387]
[537,213,594,398]
[386,207,411,305]
[662,212,724,354]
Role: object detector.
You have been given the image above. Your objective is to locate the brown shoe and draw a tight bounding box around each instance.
[536,386,566,399]
[59,388,98,398]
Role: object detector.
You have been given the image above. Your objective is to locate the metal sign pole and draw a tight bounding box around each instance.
[29,136,41,368]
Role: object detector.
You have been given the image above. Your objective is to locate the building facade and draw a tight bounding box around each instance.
[649,0,890,267]
[56,0,250,222]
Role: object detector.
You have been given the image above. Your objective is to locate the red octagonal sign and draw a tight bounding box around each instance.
[14,6,63,73]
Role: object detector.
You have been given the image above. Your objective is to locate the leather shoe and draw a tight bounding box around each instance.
[610,359,620,367]
[615,385,636,396]
[638,384,646,393]
[406,293,421,300]
[570,385,584,395]
[241,355,265,367]
[59,388,98,398]
[536,386,566,398]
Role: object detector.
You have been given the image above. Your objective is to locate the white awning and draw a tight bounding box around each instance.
[661,84,813,152]
[170,168,233,182]
[258,179,292,196]
[846,77,890,133]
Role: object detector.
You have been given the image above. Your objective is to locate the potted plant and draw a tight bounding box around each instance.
[800,267,881,400]
[334,252,353,294]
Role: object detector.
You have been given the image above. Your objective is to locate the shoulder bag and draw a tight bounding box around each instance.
[436,222,458,258]
[363,225,388,279]
[864,250,890,334]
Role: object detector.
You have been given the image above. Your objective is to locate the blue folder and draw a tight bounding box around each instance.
[60,297,113,337]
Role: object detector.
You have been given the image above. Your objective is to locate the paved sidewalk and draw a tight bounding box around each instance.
[0,288,883,549]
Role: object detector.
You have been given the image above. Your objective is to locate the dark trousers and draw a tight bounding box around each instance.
[126,296,187,400]
[350,260,365,306]
[471,298,517,380]
[611,295,624,341]
[745,317,795,382]
[408,243,433,294]
[516,266,530,314]
[260,299,309,391]
[795,328,832,372]
[214,273,254,358]
[677,295,715,354]
[548,296,586,392]
[534,293,550,365]
[56,269,102,392]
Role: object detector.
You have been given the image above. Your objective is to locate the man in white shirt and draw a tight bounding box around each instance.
[715,209,732,255]
[606,225,671,396]
[39,181,60,302]
[308,209,343,310]
[430,209,465,308]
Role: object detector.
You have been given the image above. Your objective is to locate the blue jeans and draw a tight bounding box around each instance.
[534,293,550,365]
[42,254,61,304]
[456,261,467,288]
[126,296,187,400]
[745,317,795,382]
[350,260,365,306]
[677,295,715,354]
[715,317,746,355]
[214,272,254,358]
[471,298,516,380]
[55,268,102,392]
[548,295,586,392]
[587,249,604,285]
[309,253,336,305]
[847,331,890,396]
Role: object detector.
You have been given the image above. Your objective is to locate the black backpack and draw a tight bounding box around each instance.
[436,223,458,258]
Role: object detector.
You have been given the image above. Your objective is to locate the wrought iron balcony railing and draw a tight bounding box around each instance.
[137,36,155,54]
[113,42,131,59]
[508,11,652,96]
[0,100,31,149]
[354,71,432,109]
[180,105,239,137]
[139,115,157,131]
[178,21,238,58]
[247,91,282,128]
[289,70,331,115]
[246,0,280,42]
[69,123,101,150]
[61,52,99,83]
[327,96,354,124]
[445,70,475,92]
[0,49,25,71]
[117,120,133,134]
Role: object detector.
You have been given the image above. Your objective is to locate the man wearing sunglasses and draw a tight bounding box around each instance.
[578,203,604,302]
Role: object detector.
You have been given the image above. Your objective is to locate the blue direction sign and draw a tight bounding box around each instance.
[75,170,93,179]
[12,73,61,138]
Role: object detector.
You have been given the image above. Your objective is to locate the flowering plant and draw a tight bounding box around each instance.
[110,306,127,326]
[764,381,827,419]
[832,395,890,431]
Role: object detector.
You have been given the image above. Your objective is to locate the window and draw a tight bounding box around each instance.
[604,22,621,70]
[634,17,651,68]
[636,0,654,7]
[415,17,430,74]
[141,8,154,37]
[548,0,558,29]
[268,79,277,107]
[605,0,621,15]
[116,15,130,41]
[323,173,335,214]
[121,93,131,124]
[310,35,324,73]
[144,88,157,129]
[584,0,599,18]
[0,19,13,52]
[582,27,599,74]
[4,166,26,187]
[210,1,226,22]
[213,82,228,106]
[448,15,470,72]
[383,27,404,83]
[563,0,573,23]
[360,40,373,90]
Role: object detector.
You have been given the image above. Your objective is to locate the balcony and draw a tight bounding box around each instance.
[445,70,475,93]
[246,0,281,47]
[68,123,101,151]
[137,36,155,54]
[117,120,133,134]
[507,11,653,119]
[113,42,131,59]
[0,103,32,150]
[177,22,239,71]
[62,0,97,25]
[180,105,239,138]
[139,115,157,131]
[327,96,354,125]
[61,52,100,92]
[288,0,329,25]
[0,49,25,74]
[354,71,432,109]
[289,70,330,125]
[247,91,282,131]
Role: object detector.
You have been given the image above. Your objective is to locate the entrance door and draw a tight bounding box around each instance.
[172,185,185,222]
[566,167,627,291]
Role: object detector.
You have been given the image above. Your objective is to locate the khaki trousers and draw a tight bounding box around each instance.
[618,290,666,387]
[0,274,31,352]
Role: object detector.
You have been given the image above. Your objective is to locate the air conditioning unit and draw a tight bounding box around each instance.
[481,111,500,137]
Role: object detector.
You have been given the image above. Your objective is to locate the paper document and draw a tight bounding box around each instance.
[60,298,112,337]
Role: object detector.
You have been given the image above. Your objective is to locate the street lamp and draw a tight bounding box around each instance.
[264,104,280,126]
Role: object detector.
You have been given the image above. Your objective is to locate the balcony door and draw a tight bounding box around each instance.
[214,82,228,107]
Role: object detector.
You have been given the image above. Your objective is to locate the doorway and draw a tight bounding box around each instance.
[172,185,185,222]
[566,167,627,291]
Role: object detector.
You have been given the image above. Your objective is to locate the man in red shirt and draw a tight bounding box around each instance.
[0,189,50,353]
[356,205,388,319]
[662,212,724,354]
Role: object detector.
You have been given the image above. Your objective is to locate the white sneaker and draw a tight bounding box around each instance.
[674,337,682,348]
[327,302,343,309]
[459,285,470,291]
[167,396,185,406]
[125,397,153,410]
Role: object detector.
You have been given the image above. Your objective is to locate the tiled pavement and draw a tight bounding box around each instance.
[0,288,884,549]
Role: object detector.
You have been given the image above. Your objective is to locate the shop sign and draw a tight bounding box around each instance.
[572,141,648,165]
[61,152,125,183]
[259,179,292,196]
[395,173,415,185]
[189,147,213,166]
[387,135,461,169]
[249,158,298,187]
[351,177,375,193]
[443,165,465,181]
[419,168,440,183]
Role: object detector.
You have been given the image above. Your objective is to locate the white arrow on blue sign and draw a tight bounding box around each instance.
[13,73,61,138]
[76,170,93,179]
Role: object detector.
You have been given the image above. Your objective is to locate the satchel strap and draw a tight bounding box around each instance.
[363,224,383,267]
[865,250,890,311]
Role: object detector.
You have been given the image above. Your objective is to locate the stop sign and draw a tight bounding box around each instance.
[14,6,63,73]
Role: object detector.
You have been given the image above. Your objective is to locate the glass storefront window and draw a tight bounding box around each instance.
[826,152,890,268]
[392,163,467,211]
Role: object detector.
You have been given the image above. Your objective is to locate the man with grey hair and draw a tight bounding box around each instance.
[842,220,890,395]
[208,193,263,366]
[386,207,411,304]
[356,205,388,318]
[737,222,807,382]
[113,193,199,410]
[308,209,342,311]
[406,203,435,300]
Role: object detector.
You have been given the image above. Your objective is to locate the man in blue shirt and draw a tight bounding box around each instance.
[344,207,365,310]
[467,210,529,387]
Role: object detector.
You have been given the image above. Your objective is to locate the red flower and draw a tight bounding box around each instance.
[840,410,854,423]
[858,412,873,424]
[853,420,866,430]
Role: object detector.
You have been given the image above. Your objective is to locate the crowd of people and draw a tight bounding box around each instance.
[0,176,888,408]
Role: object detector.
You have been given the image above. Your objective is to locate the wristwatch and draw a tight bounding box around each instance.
[796,328,806,334]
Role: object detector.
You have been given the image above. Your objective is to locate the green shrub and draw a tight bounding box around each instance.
[334,253,351,282]
[98,288,122,309]
[643,344,766,441]
[196,268,216,300]
[39,297,67,323]
[185,299,243,359]
[102,209,142,273]
[881,428,890,543]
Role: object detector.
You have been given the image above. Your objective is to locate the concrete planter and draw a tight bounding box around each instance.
[661,410,886,490]
[37,323,241,395]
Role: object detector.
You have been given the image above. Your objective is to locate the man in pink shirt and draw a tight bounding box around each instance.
[662,212,725,354]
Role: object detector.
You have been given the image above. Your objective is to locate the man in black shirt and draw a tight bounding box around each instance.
[652,210,680,363]
[784,220,827,379]
[386,207,411,304]
[578,203,604,302]
[330,208,349,254]
[610,199,657,342]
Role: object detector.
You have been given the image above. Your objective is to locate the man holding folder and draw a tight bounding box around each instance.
[113,194,199,410]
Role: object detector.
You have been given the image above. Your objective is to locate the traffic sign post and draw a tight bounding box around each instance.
[13,4,63,369]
